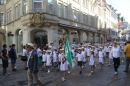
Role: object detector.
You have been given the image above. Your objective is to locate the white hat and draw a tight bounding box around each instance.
[92,46,95,48]
[43,50,46,52]
[27,43,34,48]
[78,48,82,50]
[100,47,103,49]
[46,50,51,53]
[60,49,64,51]
[109,46,112,48]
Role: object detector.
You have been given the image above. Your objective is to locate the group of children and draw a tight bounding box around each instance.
[37,42,125,81]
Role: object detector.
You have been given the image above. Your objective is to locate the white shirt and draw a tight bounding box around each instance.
[99,51,104,58]
[112,47,120,58]
[22,49,27,56]
[27,50,33,67]
[76,53,83,61]
[37,48,42,57]
[87,48,91,56]
[105,46,109,52]
[42,54,47,62]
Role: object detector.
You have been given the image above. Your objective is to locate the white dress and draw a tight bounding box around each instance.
[53,51,58,62]
[60,54,68,71]
[46,55,52,66]
[89,55,94,66]
[82,51,87,62]
[98,51,104,63]
[109,49,113,59]
[87,48,91,57]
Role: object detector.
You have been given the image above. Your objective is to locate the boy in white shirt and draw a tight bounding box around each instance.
[76,48,84,75]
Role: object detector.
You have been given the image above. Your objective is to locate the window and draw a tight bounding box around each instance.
[33,0,42,12]
[23,0,27,15]
[83,14,88,25]
[7,10,11,23]
[90,2,94,12]
[0,0,4,4]
[73,9,79,22]
[48,0,54,14]
[63,5,68,19]
[83,0,88,7]
[15,6,18,19]
[58,3,62,17]
[91,17,94,26]
[0,13,4,25]
[19,3,22,17]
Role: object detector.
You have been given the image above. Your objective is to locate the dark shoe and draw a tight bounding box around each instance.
[24,67,28,70]
[12,69,17,71]
[124,70,128,73]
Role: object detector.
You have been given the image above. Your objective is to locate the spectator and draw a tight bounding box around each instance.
[22,45,28,70]
[1,44,9,75]
[124,41,130,72]
[10,44,17,71]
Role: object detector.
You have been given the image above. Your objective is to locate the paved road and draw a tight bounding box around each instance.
[0,58,130,86]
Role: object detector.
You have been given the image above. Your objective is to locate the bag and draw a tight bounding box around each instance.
[21,56,27,61]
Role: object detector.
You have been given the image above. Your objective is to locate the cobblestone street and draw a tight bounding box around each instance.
[0,58,130,86]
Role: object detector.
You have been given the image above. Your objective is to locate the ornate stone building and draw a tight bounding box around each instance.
[3,0,107,53]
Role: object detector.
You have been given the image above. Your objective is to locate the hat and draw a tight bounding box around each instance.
[46,50,51,53]
[109,46,112,48]
[60,49,64,51]
[100,47,103,49]
[54,47,57,49]
[27,43,34,48]
[92,46,95,48]
[78,48,82,50]
[81,47,84,49]
[43,50,46,52]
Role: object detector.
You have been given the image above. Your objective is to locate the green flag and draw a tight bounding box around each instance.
[64,38,76,68]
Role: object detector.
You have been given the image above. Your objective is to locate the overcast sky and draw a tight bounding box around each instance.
[107,0,130,24]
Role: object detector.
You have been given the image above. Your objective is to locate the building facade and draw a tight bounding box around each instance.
[3,0,107,53]
[0,0,6,51]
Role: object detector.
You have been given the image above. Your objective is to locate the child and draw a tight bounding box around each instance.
[94,46,98,67]
[57,49,62,72]
[46,50,52,73]
[60,49,68,81]
[98,47,104,70]
[76,48,84,75]
[53,48,58,70]
[81,47,87,68]
[89,50,95,73]
[41,50,47,71]
[87,45,91,62]
[109,46,113,66]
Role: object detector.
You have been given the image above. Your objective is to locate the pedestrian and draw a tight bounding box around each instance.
[111,41,121,75]
[124,41,130,72]
[22,45,28,70]
[109,46,113,66]
[53,48,58,70]
[41,50,47,71]
[10,44,17,71]
[89,50,95,73]
[37,45,42,65]
[81,47,87,68]
[46,50,52,73]
[1,44,9,75]
[60,49,68,81]
[76,48,84,75]
[98,47,104,70]
[27,43,43,86]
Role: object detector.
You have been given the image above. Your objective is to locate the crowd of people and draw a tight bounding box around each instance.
[0,40,130,86]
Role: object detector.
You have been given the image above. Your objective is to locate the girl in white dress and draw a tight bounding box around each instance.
[98,47,104,69]
[87,45,91,61]
[46,50,52,73]
[60,49,68,81]
[109,46,113,66]
[81,47,87,68]
[41,50,47,71]
[53,48,58,70]
[89,51,95,73]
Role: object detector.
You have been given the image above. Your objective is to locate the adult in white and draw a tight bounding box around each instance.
[111,41,121,75]
[22,45,28,70]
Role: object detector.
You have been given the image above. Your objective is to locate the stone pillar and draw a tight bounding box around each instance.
[88,32,91,42]
[68,30,73,44]
[23,26,30,45]
[79,31,83,42]
[28,0,33,13]
[48,26,58,47]
[93,33,97,43]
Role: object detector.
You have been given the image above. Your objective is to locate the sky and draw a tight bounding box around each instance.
[107,0,130,24]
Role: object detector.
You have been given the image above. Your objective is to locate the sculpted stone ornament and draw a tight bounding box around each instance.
[32,12,44,27]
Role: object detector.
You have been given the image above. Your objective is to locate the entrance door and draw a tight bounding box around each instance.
[34,31,47,47]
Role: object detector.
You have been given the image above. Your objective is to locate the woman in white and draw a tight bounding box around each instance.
[98,47,104,69]
[109,46,113,66]
[46,50,52,73]
[53,48,58,70]
[60,49,68,81]
[111,41,121,75]
[81,47,87,68]
[87,45,91,61]
[89,51,95,73]
[41,50,47,71]
[22,46,28,70]
[94,46,98,67]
